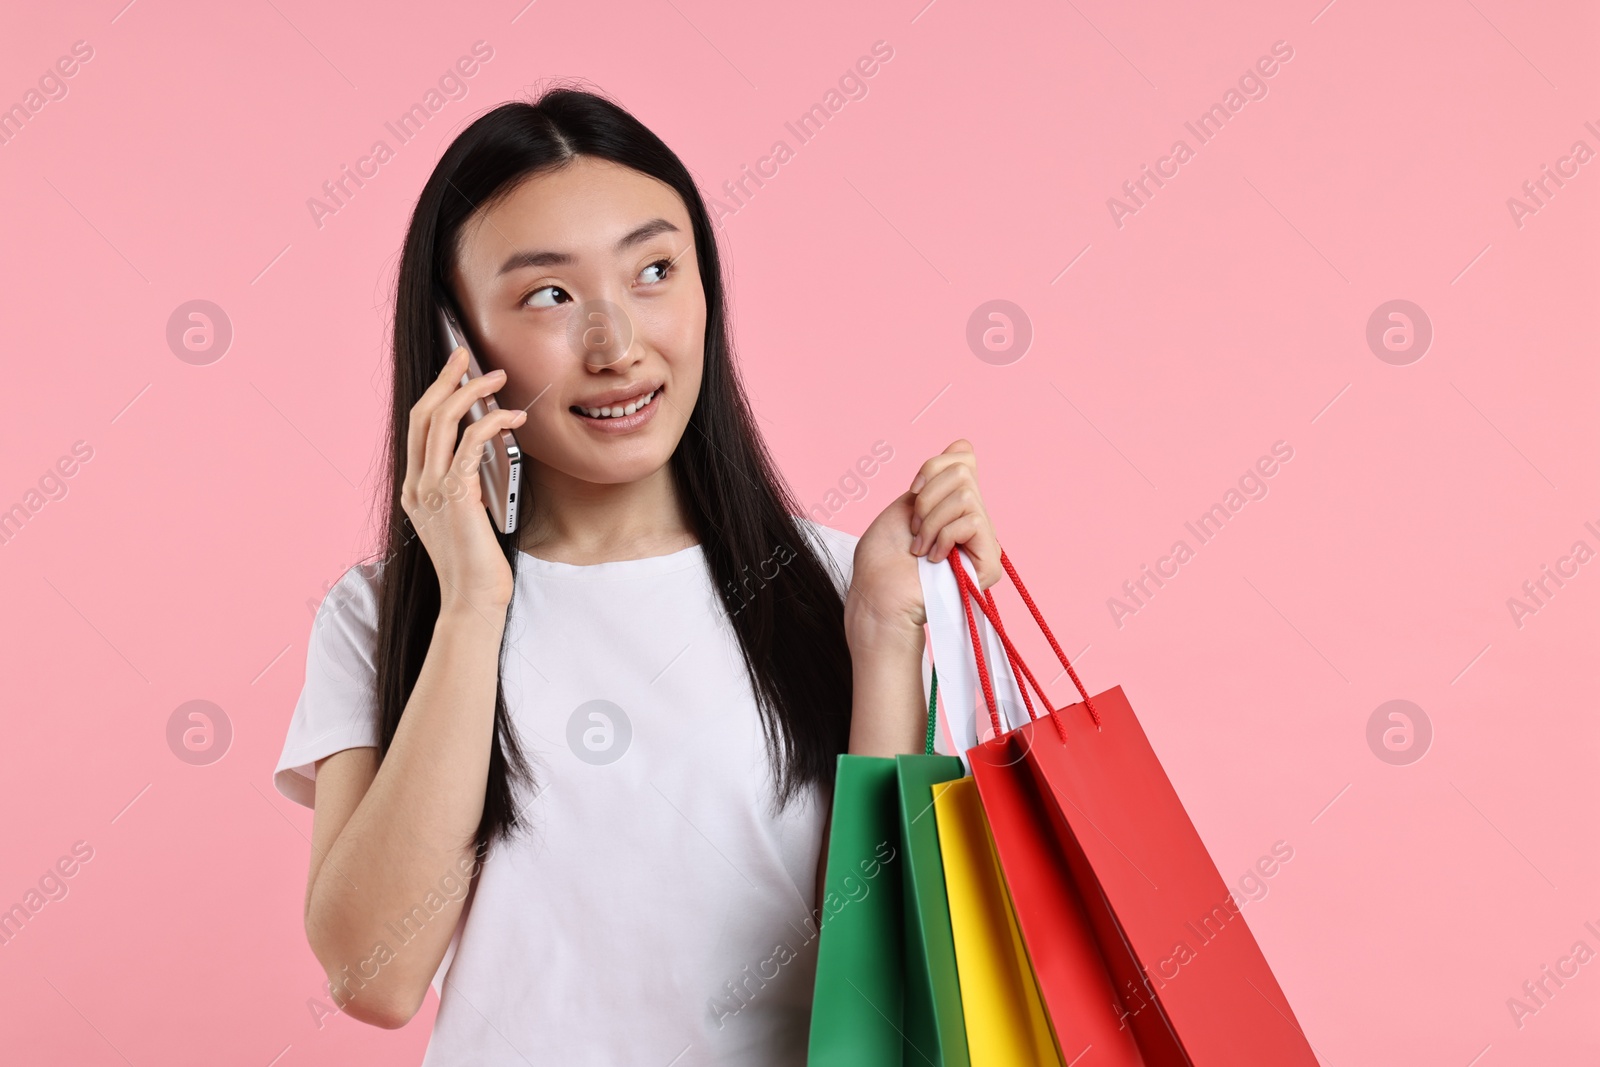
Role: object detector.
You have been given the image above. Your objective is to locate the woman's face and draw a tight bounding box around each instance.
[449,155,706,488]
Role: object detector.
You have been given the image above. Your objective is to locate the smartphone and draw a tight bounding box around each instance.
[437,303,522,535]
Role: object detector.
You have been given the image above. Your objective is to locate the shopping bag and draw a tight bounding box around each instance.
[806,752,905,1065]
[808,669,970,1066]
[970,736,1159,1064]
[935,546,1321,1065]
[926,551,1151,1064]
[896,742,971,1066]
[933,774,1062,1066]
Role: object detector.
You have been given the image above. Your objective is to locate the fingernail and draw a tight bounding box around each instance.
[910,535,921,553]
[910,475,926,493]
[512,410,527,423]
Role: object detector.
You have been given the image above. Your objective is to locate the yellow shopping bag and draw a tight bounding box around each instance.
[932,777,1063,1066]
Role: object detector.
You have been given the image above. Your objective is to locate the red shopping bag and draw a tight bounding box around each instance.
[932,567,1151,1064]
[944,547,1320,1066]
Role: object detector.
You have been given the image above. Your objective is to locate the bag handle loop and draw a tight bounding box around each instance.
[946,546,1100,741]
[923,579,1035,751]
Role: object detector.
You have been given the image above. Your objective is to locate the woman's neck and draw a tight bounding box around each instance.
[514,462,698,565]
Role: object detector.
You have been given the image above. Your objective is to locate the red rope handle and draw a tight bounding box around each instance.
[946,546,1099,732]
[999,548,1099,727]
[972,578,1041,724]
[977,582,1075,741]
[960,556,1049,729]
[956,554,1004,739]
[948,551,1065,741]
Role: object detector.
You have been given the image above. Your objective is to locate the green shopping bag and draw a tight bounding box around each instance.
[896,719,971,1066]
[807,669,971,1066]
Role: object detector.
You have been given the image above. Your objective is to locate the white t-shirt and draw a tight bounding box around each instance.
[274,517,860,1066]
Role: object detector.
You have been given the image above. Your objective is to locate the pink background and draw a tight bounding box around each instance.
[1,0,1595,1063]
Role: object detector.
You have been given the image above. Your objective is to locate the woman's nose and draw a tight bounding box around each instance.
[569,295,638,370]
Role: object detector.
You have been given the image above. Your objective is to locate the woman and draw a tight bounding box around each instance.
[272,85,1002,1065]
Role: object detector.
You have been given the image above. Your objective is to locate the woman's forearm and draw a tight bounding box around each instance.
[814,598,927,908]
[842,595,927,759]
[305,603,506,1025]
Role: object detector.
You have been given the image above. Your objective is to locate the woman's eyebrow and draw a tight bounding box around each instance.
[496,218,681,275]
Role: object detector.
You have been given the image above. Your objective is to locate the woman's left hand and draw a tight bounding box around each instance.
[845,439,1001,644]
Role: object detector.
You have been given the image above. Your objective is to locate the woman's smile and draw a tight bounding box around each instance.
[568,382,663,433]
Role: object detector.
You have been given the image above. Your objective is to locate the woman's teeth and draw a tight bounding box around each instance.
[576,388,658,419]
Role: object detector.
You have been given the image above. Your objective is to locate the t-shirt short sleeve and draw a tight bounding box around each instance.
[272,561,385,809]
[798,516,859,599]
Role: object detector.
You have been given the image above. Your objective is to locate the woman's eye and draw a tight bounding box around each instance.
[639,257,675,285]
[524,285,570,309]
[522,257,673,308]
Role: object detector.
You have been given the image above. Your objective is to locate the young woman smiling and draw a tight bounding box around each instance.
[273,86,1002,1065]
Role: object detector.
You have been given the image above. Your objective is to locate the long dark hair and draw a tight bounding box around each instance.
[369,85,854,859]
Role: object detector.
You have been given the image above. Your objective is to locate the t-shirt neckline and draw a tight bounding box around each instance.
[515,542,705,580]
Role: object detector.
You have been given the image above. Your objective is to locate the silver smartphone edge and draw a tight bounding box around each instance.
[437,305,522,535]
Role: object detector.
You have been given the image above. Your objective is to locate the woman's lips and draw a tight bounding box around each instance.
[569,384,662,434]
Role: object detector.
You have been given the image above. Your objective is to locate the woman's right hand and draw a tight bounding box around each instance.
[401,345,528,615]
